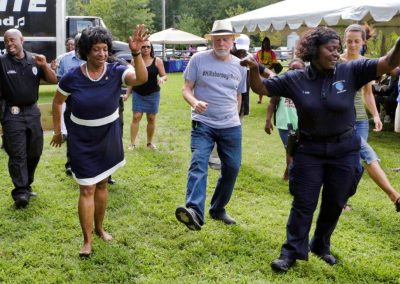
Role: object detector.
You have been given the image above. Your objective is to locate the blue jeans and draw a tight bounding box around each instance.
[355,120,379,164]
[185,121,242,225]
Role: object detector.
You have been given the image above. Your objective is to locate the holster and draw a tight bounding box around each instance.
[286,123,299,156]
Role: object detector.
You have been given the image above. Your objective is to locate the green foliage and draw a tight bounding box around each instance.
[225,5,248,18]
[1,73,400,282]
[176,14,203,37]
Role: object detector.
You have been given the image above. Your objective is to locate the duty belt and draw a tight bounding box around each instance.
[300,128,354,143]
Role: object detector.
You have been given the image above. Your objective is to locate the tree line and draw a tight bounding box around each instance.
[67,0,280,44]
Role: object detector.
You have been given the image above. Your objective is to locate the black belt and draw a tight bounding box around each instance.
[6,103,36,115]
[300,128,354,143]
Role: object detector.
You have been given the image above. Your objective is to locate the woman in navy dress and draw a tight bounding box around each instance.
[51,25,148,257]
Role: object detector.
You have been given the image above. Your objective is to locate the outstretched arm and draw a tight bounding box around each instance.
[240,56,270,97]
[377,38,400,77]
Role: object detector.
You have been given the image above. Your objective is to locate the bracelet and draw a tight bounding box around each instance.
[131,51,141,57]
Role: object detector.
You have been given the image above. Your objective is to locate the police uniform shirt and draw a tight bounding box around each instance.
[263,59,378,138]
[0,51,45,106]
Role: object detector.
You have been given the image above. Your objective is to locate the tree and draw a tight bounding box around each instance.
[108,0,154,40]
[66,0,155,41]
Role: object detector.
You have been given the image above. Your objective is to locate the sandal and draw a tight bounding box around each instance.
[147,143,157,150]
[395,197,400,212]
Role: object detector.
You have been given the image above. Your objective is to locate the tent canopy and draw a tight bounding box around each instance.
[226,0,400,32]
[149,28,207,45]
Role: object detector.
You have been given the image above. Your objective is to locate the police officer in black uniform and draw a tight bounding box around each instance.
[241,26,400,272]
[0,29,57,208]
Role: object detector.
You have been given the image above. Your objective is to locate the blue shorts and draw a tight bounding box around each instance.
[359,136,380,165]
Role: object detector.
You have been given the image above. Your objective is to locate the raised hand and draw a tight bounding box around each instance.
[128,24,150,53]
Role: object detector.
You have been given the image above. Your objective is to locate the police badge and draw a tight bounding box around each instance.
[32,66,38,76]
[11,106,20,115]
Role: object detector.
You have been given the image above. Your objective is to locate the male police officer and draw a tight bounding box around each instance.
[0,29,57,208]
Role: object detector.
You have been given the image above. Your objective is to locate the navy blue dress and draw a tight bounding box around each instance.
[58,62,131,185]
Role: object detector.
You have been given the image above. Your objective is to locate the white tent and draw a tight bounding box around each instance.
[226,0,400,32]
[149,28,207,44]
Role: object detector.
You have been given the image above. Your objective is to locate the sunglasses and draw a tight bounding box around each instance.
[141,45,151,49]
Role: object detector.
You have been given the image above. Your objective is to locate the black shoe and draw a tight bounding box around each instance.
[271,256,296,272]
[107,177,116,185]
[175,206,202,231]
[312,252,337,265]
[15,195,29,209]
[65,167,72,176]
[209,211,236,225]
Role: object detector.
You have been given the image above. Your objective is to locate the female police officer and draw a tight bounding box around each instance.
[241,26,400,272]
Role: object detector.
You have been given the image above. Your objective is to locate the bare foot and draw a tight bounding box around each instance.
[96,229,113,241]
[79,242,92,258]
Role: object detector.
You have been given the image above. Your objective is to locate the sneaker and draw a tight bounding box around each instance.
[128,144,136,151]
[208,161,221,170]
[147,143,157,150]
[175,206,202,231]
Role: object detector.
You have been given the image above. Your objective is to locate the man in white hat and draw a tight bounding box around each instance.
[175,20,247,230]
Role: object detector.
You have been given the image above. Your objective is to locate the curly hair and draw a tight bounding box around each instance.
[295,27,341,62]
[78,26,112,61]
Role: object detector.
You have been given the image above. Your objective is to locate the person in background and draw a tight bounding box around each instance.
[254,36,279,104]
[175,20,246,230]
[51,25,148,257]
[242,26,400,273]
[0,29,57,208]
[208,34,276,171]
[51,37,75,71]
[341,24,400,211]
[125,40,167,150]
[56,33,84,177]
[265,58,305,181]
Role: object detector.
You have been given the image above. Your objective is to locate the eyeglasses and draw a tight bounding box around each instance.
[141,46,151,49]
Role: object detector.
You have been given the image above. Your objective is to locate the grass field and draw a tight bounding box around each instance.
[0,73,400,283]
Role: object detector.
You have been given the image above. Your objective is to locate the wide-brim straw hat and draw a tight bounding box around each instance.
[205,20,240,40]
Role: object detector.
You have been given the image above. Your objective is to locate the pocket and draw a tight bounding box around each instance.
[348,163,364,198]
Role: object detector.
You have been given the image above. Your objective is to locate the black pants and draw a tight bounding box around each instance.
[280,133,362,260]
[1,104,43,200]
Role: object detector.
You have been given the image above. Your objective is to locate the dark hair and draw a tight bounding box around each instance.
[260,36,271,61]
[78,26,112,61]
[149,42,155,58]
[65,37,74,45]
[295,27,341,62]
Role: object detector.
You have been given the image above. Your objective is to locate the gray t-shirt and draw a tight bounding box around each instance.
[183,50,247,129]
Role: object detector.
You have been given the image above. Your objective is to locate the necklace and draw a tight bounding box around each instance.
[85,62,106,82]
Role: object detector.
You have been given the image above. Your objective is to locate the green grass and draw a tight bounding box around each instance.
[1,73,400,283]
